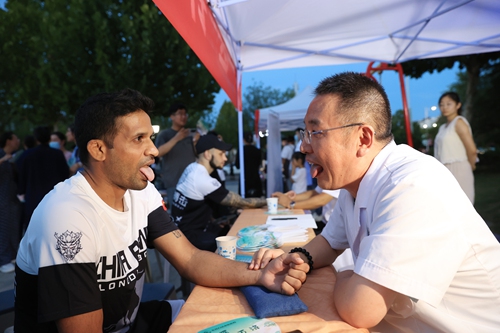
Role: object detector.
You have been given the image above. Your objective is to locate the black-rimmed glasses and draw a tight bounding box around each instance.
[299,123,364,144]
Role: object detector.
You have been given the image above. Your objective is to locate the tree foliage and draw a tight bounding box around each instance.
[242,81,295,132]
[464,61,500,148]
[213,81,295,149]
[0,0,219,133]
[214,101,238,149]
[401,51,500,121]
[391,109,426,151]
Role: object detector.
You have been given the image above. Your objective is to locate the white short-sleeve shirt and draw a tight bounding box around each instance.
[291,167,307,194]
[280,144,294,160]
[322,141,500,332]
[314,186,340,223]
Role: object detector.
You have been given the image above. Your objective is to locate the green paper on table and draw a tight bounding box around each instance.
[197,316,280,333]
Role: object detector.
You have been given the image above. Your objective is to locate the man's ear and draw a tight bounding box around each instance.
[87,139,107,162]
[203,149,212,161]
[357,125,375,157]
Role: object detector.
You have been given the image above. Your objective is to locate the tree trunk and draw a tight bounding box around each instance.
[464,57,480,122]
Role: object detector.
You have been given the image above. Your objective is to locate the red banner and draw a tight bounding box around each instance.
[153,0,241,110]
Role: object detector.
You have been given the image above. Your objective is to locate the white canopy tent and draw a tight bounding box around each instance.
[256,86,316,195]
[256,86,314,133]
[153,0,500,195]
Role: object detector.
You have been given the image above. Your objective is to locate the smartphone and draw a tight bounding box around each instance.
[189,128,198,136]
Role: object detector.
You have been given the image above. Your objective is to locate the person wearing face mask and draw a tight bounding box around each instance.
[434,92,477,203]
[50,131,73,163]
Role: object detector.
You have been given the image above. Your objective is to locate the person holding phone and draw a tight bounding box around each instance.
[155,103,200,208]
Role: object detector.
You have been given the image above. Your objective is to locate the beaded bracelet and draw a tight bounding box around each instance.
[289,247,313,273]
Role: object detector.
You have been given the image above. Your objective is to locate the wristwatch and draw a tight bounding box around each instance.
[289,201,296,209]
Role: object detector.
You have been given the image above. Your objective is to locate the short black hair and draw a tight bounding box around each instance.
[51,131,66,143]
[24,135,36,149]
[292,151,305,164]
[0,131,14,148]
[74,88,155,165]
[34,126,51,145]
[243,131,253,144]
[168,103,187,116]
[315,72,393,143]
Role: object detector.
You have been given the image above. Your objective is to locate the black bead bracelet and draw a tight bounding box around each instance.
[290,247,313,273]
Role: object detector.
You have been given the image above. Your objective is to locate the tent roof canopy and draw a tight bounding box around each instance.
[154,0,500,109]
[212,0,500,73]
[257,86,314,132]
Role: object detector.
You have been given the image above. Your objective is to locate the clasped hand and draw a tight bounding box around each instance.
[250,248,309,295]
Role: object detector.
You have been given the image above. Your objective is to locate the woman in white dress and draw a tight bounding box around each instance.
[434,92,477,203]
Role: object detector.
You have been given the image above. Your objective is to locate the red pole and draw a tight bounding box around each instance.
[365,62,413,147]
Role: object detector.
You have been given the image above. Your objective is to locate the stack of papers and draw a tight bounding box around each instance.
[266,214,317,229]
[268,225,309,243]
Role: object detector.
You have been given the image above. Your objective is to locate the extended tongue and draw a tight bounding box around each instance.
[310,164,323,178]
[140,166,155,182]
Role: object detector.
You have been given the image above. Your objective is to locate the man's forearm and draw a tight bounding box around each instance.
[295,193,333,210]
[294,190,315,201]
[304,235,340,269]
[221,191,266,208]
[185,249,262,287]
[157,138,179,157]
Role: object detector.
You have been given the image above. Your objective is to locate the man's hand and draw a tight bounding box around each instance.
[192,131,201,144]
[258,253,308,295]
[272,192,293,208]
[248,248,285,270]
[271,191,283,198]
[0,153,12,164]
[174,128,190,142]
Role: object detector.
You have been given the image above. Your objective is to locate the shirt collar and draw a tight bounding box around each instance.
[355,140,397,207]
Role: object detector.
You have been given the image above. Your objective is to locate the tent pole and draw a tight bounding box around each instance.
[395,63,413,147]
[237,107,245,198]
[365,62,413,147]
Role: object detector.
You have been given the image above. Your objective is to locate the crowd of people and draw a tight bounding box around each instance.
[0,71,498,332]
[0,127,71,274]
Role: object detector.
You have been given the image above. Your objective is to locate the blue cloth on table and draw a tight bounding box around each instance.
[240,285,308,318]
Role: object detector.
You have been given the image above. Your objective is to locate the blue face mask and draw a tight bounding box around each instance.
[294,135,299,142]
[49,141,60,149]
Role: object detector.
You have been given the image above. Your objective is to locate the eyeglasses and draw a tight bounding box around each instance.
[299,123,364,144]
[172,112,188,117]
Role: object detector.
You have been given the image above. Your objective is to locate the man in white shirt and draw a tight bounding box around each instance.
[280,136,295,191]
[251,72,500,331]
